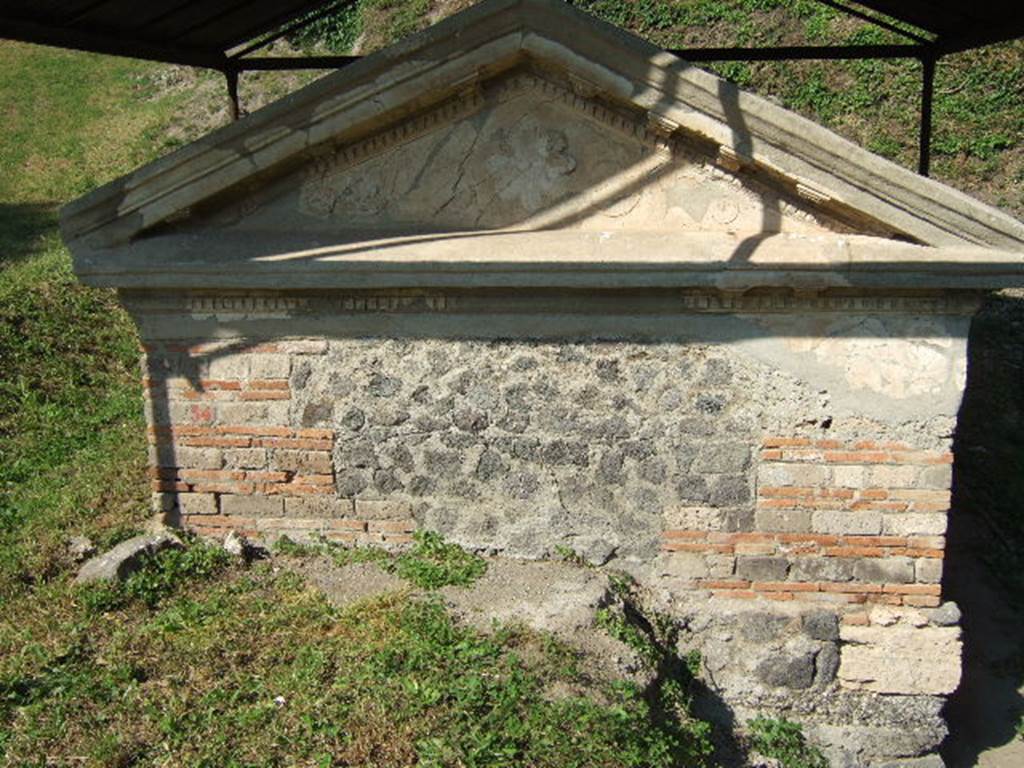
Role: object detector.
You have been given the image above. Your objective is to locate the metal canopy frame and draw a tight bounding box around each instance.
[2,1,1023,177]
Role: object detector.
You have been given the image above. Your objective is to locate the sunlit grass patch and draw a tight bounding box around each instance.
[1,544,714,767]
[275,529,490,590]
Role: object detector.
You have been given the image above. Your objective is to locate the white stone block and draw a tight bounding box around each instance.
[839,624,961,694]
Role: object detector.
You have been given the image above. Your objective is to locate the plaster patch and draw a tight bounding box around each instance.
[786,317,956,399]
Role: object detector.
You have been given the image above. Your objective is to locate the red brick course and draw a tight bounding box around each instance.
[661,530,944,558]
[700,580,940,606]
[661,435,952,608]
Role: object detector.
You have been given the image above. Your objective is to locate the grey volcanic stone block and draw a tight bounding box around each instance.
[677,475,711,503]
[573,536,617,566]
[74,533,183,585]
[475,449,508,481]
[737,612,792,642]
[814,642,840,686]
[692,443,751,474]
[367,373,401,397]
[756,651,816,689]
[802,610,840,641]
[736,556,789,582]
[709,475,752,506]
[341,407,366,431]
[791,556,855,583]
[337,469,370,497]
[922,602,961,627]
[453,406,489,432]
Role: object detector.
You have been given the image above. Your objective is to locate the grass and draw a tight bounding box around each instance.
[395,530,489,588]
[1,534,716,766]
[275,529,489,590]
[0,44,180,205]
[0,41,189,607]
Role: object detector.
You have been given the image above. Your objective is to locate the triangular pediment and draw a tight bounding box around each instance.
[191,72,854,239]
[61,0,1024,259]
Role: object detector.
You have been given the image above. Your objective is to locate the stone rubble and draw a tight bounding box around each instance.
[74,532,182,585]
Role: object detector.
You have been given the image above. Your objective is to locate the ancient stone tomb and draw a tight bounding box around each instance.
[62,0,1024,764]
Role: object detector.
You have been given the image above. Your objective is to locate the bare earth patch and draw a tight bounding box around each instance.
[440,557,652,686]
[283,555,408,609]
[279,551,652,686]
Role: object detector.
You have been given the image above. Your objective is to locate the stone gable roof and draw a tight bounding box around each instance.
[60,0,1024,253]
[61,0,1024,297]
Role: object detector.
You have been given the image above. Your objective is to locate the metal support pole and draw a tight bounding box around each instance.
[918,53,936,177]
[671,43,922,61]
[225,67,240,121]
[233,55,359,70]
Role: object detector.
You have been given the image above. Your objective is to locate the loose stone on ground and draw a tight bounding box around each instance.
[74,532,183,585]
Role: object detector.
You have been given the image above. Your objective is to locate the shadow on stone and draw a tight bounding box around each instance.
[942,290,1024,767]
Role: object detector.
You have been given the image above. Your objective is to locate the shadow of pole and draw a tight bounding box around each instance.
[716,79,783,265]
[144,336,274,528]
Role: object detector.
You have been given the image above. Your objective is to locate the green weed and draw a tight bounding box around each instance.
[274,530,487,589]
[272,533,391,568]
[81,538,231,611]
[596,605,662,667]
[593,571,712,761]
[596,572,673,669]
[395,530,488,588]
[748,716,829,768]
[272,534,324,557]
[289,1,366,53]
[554,543,591,567]
[595,588,685,674]
[1,565,718,766]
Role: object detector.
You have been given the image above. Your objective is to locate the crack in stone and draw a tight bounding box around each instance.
[434,125,483,217]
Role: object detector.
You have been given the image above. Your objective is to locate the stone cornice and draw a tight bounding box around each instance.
[122,292,983,318]
[74,231,1024,292]
[60,0,1024,254]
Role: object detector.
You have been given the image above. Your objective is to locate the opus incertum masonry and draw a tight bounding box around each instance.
[62,1,1024,764]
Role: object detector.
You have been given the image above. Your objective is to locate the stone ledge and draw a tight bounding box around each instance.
[72,232,1024,291]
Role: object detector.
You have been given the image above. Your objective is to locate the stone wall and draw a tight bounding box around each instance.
[664,437,949,607]
[134,289,966,766]
[146,339,417,546]
[668,597,960,768]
